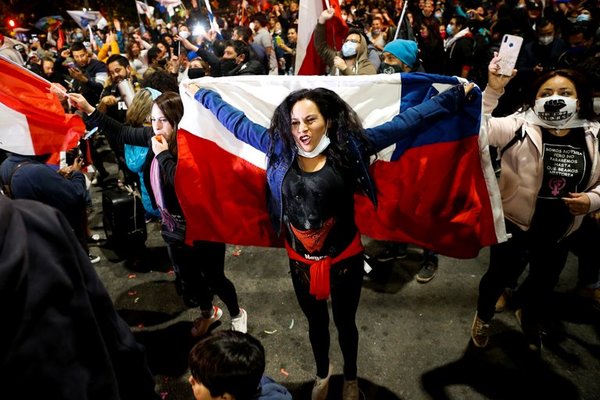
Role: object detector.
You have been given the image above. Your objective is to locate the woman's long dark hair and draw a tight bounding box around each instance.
[523,69,595,120]
[154,91,184,159]
[268,88,375,171]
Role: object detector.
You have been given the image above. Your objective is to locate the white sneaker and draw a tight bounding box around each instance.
[231,308,247,333]
[191,305,223,337]
[88,253,101,264]
[312,364,333,400]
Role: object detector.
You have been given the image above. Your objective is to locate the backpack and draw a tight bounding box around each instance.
[0,162,31,199]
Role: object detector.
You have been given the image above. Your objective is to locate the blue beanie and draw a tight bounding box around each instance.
[383,40,418,69]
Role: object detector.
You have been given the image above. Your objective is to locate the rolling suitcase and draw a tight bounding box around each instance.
[102,189,147,249]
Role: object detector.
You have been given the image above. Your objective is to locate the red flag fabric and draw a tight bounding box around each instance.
[296,0,348,75]
[0,57,84,155]
[57,28,65,50]
[176,74,507,259]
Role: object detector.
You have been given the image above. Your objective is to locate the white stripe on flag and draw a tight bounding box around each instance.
[0,102,35,155]
[179,74,403,166]
[295,0,323,75]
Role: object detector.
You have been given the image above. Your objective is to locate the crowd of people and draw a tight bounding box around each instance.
[1,0,600,399]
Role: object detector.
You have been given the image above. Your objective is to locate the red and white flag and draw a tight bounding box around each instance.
[0,57,84,156]
[176,75,507,258]
[295,0,348,75]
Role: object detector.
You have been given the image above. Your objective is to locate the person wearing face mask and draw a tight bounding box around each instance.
[186,76,474,400]
[315,8,376,76]
[443,15,475,79]
[67,90,248,338]
[470,57,600,353]
[367,16,387,53]
[378,39,421,74]
[517,18,568,75]
[417,19,445,74]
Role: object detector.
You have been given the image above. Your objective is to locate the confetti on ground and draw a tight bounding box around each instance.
[232,247,242,257]
[289,319,294,329]
[127,273,137,279]
[264,329,278,334]
[134,297,140,303]
[128,290,138,296]
[280,368,289,377]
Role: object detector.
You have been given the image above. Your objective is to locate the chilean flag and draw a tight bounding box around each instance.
[295,0,348,75]
[176,74,507,259]
[0,57,84,156]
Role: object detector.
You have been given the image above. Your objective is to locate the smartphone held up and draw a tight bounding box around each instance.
[497,34,523,76]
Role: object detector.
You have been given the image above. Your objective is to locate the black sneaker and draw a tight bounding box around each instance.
[376,243,408,262]
[416,260,438,283]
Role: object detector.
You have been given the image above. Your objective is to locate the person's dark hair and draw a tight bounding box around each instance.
[347,28,369,46]
[70,41,86,53]
[453,15,468,29]
[154,92,184,157]
[535,17,554,32]
[227,40,250,62]
[106,54,129,69]
[147,46,161,65]
[565,21,594,40]
[253,13,269,27]
[268,88,375,171]
[234,25,253,43]
[141,69,179,92]
[189,331,265,400]
[524,69,595,120]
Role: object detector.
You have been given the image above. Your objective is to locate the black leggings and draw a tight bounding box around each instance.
[290,253,364,380]
[477,220,570,323]
[167,241,240,317]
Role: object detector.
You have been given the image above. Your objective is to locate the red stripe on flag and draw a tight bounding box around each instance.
[176,129,281,247]
[0,58,84,155]
[355,136,497,259]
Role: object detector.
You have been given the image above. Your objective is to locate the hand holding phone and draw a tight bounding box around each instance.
[497,34,523,76]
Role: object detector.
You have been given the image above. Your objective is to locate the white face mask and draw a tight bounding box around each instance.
[534,95,578,126]
[593,97,600,115]
[179,30,190,40]
[296,134,331,158]
[538,35,554,46]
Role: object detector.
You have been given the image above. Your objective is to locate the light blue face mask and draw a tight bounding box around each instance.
[446,24,454,36]
[341,41,358,57]
[576,13,591,22]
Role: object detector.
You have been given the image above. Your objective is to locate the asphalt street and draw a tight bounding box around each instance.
[88,179,600,400]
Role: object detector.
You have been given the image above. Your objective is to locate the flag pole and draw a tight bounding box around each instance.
[394,0,408,41]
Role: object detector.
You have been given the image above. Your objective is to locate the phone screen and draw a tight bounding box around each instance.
[497,34,523,76]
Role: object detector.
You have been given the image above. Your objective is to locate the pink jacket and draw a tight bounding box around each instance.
[484,86,600,235]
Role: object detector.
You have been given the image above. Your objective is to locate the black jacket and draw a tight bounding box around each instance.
[0,195,159,400]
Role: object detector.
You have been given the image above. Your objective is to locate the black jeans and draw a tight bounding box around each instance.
[477,220,570,323]
[167,241,240,317]
[289,253,364,380]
